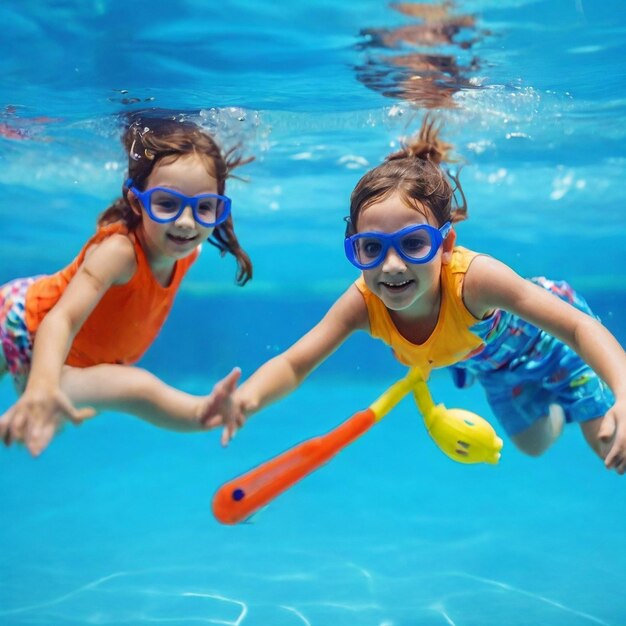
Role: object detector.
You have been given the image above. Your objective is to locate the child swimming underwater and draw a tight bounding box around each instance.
[0,115,251,456]
[206,116,626,474]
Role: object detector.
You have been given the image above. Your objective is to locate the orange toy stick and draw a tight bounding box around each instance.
[212,369,423,525]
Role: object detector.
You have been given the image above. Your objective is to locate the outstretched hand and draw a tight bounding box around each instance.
[198,367,246,446]
[598,400,626,474]
[0,386,96,457]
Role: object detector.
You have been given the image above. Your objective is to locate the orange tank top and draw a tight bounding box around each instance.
[355,246,485,379]
[25,222,199,367]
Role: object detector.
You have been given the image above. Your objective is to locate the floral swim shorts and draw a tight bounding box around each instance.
[0,277,37,394]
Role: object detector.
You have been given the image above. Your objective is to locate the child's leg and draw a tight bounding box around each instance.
[579,416,614,460]
[60,363,239,432]
[480,377,563,457]
[551,367,615,463]
[510,404,564,457]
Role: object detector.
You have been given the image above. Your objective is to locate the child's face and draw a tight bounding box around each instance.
[357,191,454,317]
[132,154,219,263]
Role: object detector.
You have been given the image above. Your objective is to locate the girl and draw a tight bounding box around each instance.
[0,115,251,457]
[209,117,626,474]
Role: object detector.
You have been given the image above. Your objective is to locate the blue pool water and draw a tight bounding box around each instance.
[1,0,625,624]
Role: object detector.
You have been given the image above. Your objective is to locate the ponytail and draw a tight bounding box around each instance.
[349,115,468,230]
[388,115,455,165]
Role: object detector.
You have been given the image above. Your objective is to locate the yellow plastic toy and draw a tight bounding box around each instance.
[412,371,503,464]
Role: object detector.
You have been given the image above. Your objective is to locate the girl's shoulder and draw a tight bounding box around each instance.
[336,280,373,332]
[449,246,484,273]
[82,228,138,285]
[462,254,528,319]
[92,231,136,257]
[84,223,135,258]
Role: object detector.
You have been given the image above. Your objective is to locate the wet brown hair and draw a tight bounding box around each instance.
[99,115,253,285]
[347,115,467,235]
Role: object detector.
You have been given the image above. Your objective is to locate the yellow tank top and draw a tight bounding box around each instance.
[355,246,485,379]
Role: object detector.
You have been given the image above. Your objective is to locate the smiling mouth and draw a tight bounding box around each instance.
[381,279,413,291]
[168,234,198,244]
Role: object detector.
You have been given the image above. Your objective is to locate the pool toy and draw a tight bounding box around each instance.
[212,368,422,525]
[412,373,503,464]
[212,368,502,525]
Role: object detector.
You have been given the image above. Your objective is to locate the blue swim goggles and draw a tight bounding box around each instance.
[344,222,452,270]
[126,179,231,227]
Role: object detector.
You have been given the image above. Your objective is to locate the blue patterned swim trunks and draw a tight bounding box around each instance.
[452,277,614,436]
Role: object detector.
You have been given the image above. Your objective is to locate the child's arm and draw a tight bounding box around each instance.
[0,235,137,455]
[464,255,626,473]
[60,363,241,430]
[203,285,369,445]
[1,362,242,456]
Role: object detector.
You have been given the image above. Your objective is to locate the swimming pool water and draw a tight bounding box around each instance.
[1,0,625,624]
[1,371,624,625]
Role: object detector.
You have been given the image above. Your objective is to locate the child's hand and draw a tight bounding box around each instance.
[0,387,96,457]
[219,395,248,447]
[597,400,626,474]
[198,367,246,445]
